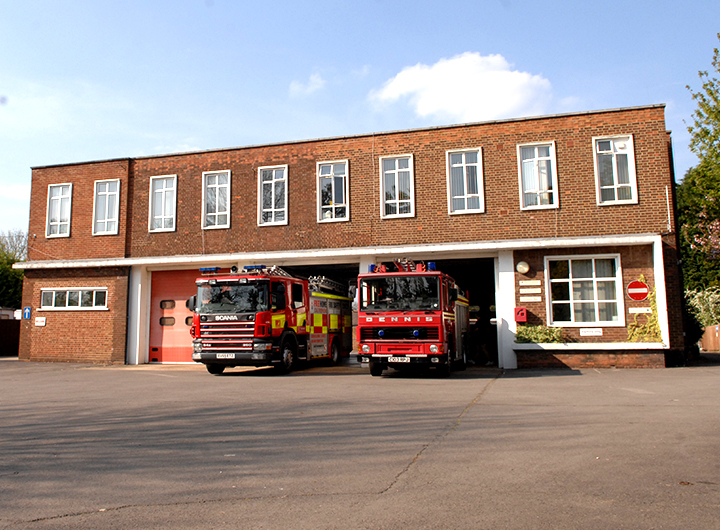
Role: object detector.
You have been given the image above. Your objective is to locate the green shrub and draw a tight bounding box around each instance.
[515,325,564,343]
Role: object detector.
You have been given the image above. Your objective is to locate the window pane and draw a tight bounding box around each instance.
[574,303,596,322]
[206,187,216,214]
[274,181,285,209]
[571,260,593,278]
[616,154,630,184]
[384,174,396,201]
[67,291,80,307]
[54,291,67,307]
[321,207,333,219]
[274,210,285,222]
[549,260,569,279]
[333,163,345,175]
[205,215,215,227]
[598,302,618,322]
[398,158,409,170]
[552,303,571,322]
[383,159,395,172]
[218,187,227,213]
[466,166,478,195]
[597,281,616,300]
[597,140,612,152]
[465,151,477,164]
[385,202,397,216]
[618,186,632,201]
[450,153,463,165]
[572,281,594,300]
[538,160,552,191]
[551,282,570,301]
[108,181,117,193]
[451,167,464,197]
[595,259,616,277]
[600,188,616,202]
[452,197,465,212]
[320,178,332,206]
[335,206,346,218]
[107,194,116,220]
[598,154,614,187]
[467,196,480,210]
[320,165,331,175]
[334,176,344,204]
[95,291,106,307]
[398,202,411,214]
[97,196,108,220]
[521,146,534,160]
[262,170,273,181]
[41,291,53,307]
[398,172,410,201]
[538,146,550,158]
[164,190,174,218]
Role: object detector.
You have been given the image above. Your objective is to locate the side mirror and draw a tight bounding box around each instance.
[186,295,197,312]
[449,288,458,303]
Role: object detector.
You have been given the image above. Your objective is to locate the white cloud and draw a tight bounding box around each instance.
[289,73,326,98]
[369,52,553,122]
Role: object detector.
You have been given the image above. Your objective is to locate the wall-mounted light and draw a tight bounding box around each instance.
[516,261,530,274]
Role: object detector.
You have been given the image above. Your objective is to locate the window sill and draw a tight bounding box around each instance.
[449,209,484,216]
[38,307,109,312]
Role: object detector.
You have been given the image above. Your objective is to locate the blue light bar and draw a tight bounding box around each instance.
[368,264,376,273]
[427,262,436,271]
[199,267,221,273]
[244,265,267,271]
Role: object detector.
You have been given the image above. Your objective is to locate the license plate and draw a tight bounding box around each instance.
[216,353,235,359]
[388,356,410,363]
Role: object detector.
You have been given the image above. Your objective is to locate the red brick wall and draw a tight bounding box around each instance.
[517,351,666,368]
[124,106,673,258]
[19,267,129,363]
[27,159,130,262]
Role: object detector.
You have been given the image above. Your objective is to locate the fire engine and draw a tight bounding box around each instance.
[186,265,352,375]
[356,259,469,377]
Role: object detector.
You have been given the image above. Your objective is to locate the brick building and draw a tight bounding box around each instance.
[16,104,685,368]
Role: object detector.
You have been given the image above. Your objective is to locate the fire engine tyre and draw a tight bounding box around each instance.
[329,341,340,366]
[369,362,384,377]
[275,338,297,374]
[206,363,226,375]
[437,360,452,378]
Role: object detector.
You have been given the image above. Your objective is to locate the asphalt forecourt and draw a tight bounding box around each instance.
[1,358,719,529]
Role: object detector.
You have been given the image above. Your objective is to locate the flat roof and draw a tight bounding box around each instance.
[32,104,666,170]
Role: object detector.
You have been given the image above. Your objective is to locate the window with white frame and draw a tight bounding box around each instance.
[40,288,108,310]
[380,155,414,218]
[203,170,230,229]
[547,255,624,326]
[46,184,72,237]
[593,135,637,204]
[518,142,558,209]
[93,180,120,235]
[149,175,177,232]
[317,161,349,222]
[258,165,288,226]
[447,148,483,214]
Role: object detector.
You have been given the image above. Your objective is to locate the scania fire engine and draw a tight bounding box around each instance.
[187,265,352,375]
[356,259,469,377]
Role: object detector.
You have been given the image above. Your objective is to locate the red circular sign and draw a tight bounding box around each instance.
[627,280,649,301]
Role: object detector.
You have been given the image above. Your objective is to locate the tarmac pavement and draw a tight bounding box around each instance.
[1,355,719,529]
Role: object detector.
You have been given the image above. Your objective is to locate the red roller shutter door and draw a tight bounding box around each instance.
[148,270,198,363]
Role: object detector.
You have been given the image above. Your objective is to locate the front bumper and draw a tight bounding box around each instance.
[356,354,449,366]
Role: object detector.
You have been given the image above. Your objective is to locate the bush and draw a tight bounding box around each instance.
[515,325,564,343]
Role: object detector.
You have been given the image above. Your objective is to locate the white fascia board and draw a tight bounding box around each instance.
[13,233,662,270]
[513,342,668,350]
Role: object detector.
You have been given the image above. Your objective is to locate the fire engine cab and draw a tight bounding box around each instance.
[356,259,469,377]
[186,265,352,375]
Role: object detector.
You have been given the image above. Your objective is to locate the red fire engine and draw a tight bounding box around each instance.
[356,259,469,377]
[186,265,352,375]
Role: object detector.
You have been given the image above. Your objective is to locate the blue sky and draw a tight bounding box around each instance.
[1,0,718,232]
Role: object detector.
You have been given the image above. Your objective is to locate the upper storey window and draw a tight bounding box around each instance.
[46,183,72,238]
[593,135,638,205]
[447,148,483,214]
[518,142,558,209]
[317,161,349,222]
[258,165,288,226]
[380,155,414,219]
[149,175,177,232]
[93,179,120,235]
[203,170,231,229]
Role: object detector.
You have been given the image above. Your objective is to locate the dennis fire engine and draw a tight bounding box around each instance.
[356,260,469,377]
[187,265,352,375]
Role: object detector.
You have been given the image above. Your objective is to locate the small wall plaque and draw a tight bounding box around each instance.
[580,328,603,337]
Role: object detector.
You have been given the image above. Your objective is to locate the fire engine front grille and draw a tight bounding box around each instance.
[360,327,440,341]
[200,321,255,351]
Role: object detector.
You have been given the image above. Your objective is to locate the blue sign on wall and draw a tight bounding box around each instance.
[23,307,31,319]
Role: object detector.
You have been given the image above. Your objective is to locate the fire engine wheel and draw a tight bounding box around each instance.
[369,362,384,377]
[329,341,340,366]
[206,363,225,375]
[274,339,296,374]
[437,360,452,378]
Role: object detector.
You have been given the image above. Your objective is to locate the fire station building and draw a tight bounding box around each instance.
[16,104,685,368]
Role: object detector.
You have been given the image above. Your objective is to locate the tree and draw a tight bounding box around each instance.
[0,229,27,308]
[679,34,720,289]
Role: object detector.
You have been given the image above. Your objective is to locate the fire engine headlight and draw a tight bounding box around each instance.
[429,344,439,353]
[361,344,370,353]
[193,341,203,353]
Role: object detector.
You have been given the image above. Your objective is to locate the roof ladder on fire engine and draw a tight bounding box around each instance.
[242,265,294,278]
[308,276,346,296]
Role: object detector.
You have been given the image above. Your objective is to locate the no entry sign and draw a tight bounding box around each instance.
[627,280,649,301]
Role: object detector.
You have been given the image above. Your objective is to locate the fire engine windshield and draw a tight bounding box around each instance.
[359,276,439,311]
[197,282,269,314]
